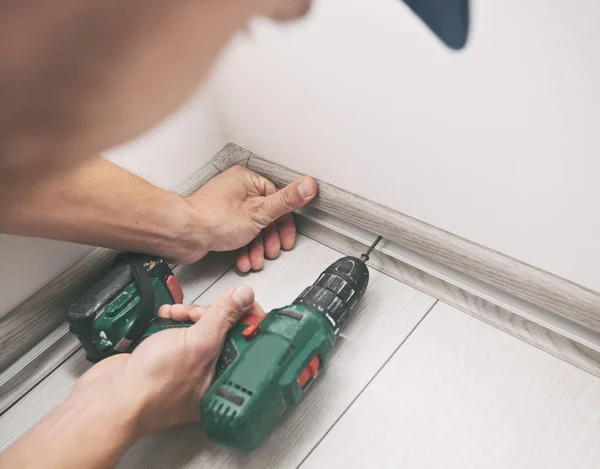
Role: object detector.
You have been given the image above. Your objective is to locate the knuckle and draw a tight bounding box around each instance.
[279,189,296,210]
[253,200,273,226]
[217,306,240,329]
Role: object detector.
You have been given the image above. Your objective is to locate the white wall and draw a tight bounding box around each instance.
[211,0,600,291]
[0,81,226,318]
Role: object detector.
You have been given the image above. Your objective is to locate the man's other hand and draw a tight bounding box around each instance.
[180,166,318,272]
[71,285,262,436]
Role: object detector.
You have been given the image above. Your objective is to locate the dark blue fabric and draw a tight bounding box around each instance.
[401,0,469,50]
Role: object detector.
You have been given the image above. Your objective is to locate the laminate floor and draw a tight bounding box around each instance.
[301,302,600,469]
[2,235,600,468]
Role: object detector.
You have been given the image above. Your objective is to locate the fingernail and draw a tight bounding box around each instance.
[232,285,254,308]
[297,177,314,199]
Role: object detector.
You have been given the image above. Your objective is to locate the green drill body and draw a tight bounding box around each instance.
[200,304,335,451]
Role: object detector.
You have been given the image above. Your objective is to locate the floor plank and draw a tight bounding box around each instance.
[301,302,600,469]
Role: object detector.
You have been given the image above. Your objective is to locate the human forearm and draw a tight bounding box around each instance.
[0,158,316,268]
[0,156,202,261]
[0,386,140,469]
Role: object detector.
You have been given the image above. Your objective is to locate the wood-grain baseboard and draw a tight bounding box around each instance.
[295,210,600,377]
[3,142,600,414]
[239,146,600,335]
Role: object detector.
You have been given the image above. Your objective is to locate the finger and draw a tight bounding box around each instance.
[259,176,317,224]
[249,233,265,271]
[236,246,252,273]
[189,285,255,349]
[277,212,297,251]
[264,223,281,259]
[247,301,267,317]
[252,172,277,197]
[187,307,206,322]
[261,183,282,258]
[157,304,171,318]
[158,304,206,322]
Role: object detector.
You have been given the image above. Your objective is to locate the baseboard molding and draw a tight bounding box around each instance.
[295,209,600,377]
[0,323,80,415]
[245,152,600,335]
[3,143,600,414]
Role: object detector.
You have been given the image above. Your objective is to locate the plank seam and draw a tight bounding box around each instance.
[0,344,81,418]
[295,299,439,469]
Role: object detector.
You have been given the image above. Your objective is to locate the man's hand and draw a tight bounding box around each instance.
[0,285,262,468]
[181,165,318,271]
[74,284,262,435]
[0,158,317,272]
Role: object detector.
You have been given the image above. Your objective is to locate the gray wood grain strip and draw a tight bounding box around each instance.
[301,303,600,469]
[0,235,436,469]
[210,143,251,173]
[0,248,116,374]
[0,324,80,416]
[295,214,600,377]
[175,161,221,197]
[242,150,600,333]
[0,159,223,374]
[0,349,90,450]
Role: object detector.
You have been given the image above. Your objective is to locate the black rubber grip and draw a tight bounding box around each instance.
[275,309,304,321]
[117,254,155,343]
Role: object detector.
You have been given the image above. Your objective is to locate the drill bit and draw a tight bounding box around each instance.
[360,236,382,262]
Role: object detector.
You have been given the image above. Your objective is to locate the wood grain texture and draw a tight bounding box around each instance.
[0,248,116,374]
[0,349,90,450]
[210,143,251,173]
[0,236,436,468]
[295,214,600,377]
[0,160,222,374]
[0,324,80,415]
[301,302,600,469]
[237,147,600,334]
[175,162,221,197]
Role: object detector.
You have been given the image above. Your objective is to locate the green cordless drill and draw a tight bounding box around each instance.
[67,238,381,452]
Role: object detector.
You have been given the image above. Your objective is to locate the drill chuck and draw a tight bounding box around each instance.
[293,256,369,333]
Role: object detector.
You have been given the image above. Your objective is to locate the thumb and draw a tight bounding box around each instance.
[187,285,255,350]
[259,176,317,223]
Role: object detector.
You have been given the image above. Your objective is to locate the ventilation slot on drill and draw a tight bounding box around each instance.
[278,344,296,367]
[226,380,253,396]
[216,386,245,406]
[208,400,238,424]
